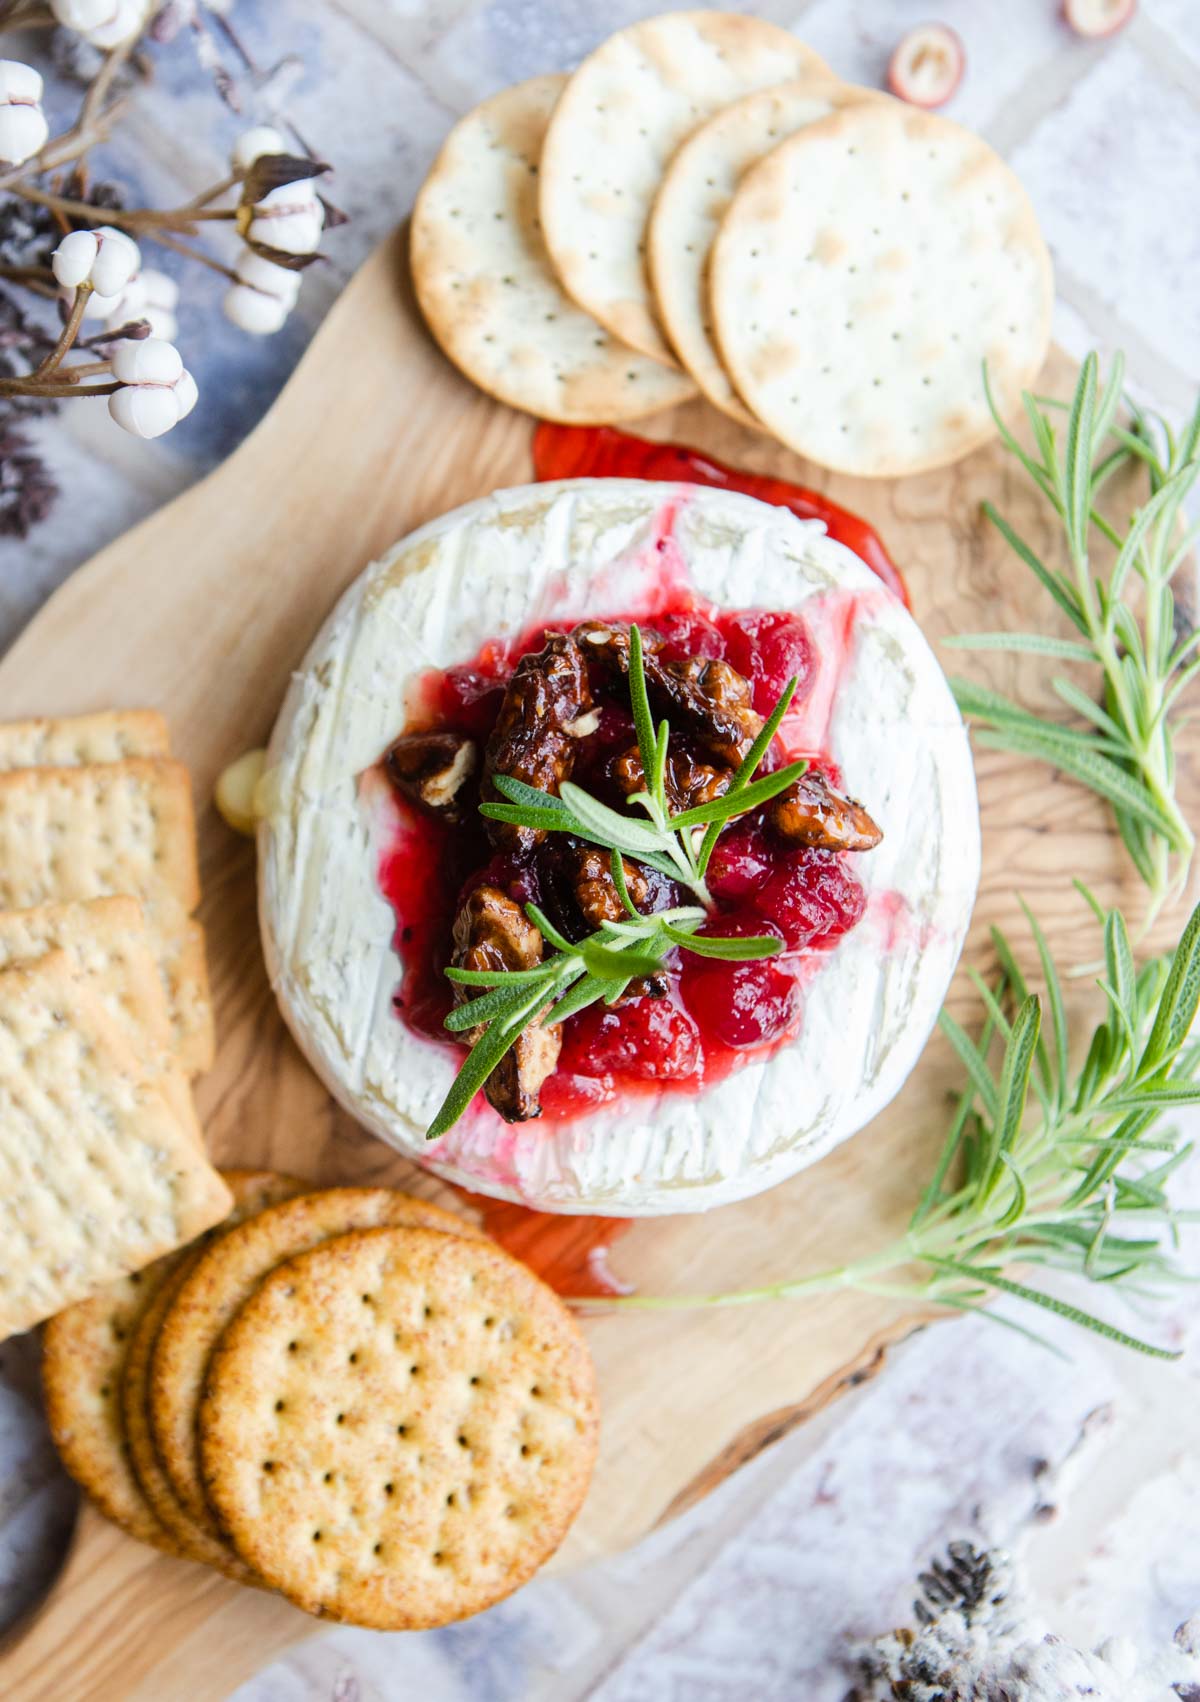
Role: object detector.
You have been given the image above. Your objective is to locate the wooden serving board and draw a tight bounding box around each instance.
[1,228,1195,1702]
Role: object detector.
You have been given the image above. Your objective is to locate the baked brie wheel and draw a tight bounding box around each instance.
[259,479,980,1215]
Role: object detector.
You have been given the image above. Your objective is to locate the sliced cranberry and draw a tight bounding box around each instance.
[886,24,965,107]
[706,815,775,900]
[654,609,726,663]
[678,914,798,1051]
[436,662,507,739]
[560,996,701,1080]
[751,848,866,950]
[721,611,815,715]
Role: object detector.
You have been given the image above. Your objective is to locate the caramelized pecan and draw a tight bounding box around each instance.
[450,884,561,1122]
[769,770,883,852]
[612,744,732,815]
[384,730,476,821]
[573,620,762,763]
[482,631,593,849]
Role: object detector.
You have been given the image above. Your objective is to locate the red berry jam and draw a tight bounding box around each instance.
[377,591,870,1125]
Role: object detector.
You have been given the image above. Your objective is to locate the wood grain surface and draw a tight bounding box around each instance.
[0,226,1193,1701]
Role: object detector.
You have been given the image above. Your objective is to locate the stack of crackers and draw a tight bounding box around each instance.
[44,1179,599,1628]
[412,10,1053,478]
[0,708,227,1342]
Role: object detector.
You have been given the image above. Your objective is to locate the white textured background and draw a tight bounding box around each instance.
[1,2,1199,1697]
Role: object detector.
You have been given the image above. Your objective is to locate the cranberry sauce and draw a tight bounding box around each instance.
[376,594,869,1126]
[532,422,910,607]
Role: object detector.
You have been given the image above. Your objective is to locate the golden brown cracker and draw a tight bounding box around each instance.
[0,709,169,770]
[151,1188,481,1530]
[199,1226,599,1628]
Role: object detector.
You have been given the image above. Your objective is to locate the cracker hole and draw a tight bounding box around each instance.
[348,1352,358,1365]
[312,1530,322,1543]
[484,1316,495,1329]
[275,1399,286,1413]
[288,1340,298,1353]
[263,1461,275,1473]
[324,1470,334,1483]
[384,1481,394,1495]
[432,1551,445,1566]
[336,1413,346,1425]
[373,1543,383,1556]
[397,1423,408,1436]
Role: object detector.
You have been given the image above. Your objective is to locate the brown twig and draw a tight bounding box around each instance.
[0,262,57,299]
[140,227,238,280]
[5,182,237,235]
[33,282,92,380]
[0,377,119,398]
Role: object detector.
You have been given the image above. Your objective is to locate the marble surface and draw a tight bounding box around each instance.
[1,2,1200,1697]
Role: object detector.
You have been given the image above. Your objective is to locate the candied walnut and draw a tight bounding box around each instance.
[569,842,650,929]
[450,884,561,1122]
[770,770,883,852]
[482,631,593,849]
[612,744,732,814]
[384,730,476,820]
[562,843,668,1000]
[573,620,762,763]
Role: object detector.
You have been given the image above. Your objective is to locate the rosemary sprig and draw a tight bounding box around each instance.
[481,623,807,908]
[584,893,1200,1359]
[427,888,781,1139]
[946,353,1200,919]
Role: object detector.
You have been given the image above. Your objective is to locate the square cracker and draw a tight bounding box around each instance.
[159,913,215,1076]
[0,710,169,771]
[0,897,199,1121]
[0,951,230,1339]
[0,758,200,920]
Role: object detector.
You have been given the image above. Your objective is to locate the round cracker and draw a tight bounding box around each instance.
[150,1188,481,1533]
[412,77,695,423]
[539,11,827,364]
[199,1226,598,1629]
[710,101,1053,477]
[41,1168,302,1558]
[121,1169,306,1578]
[648,77,876,425]
[43,1254,191,1556]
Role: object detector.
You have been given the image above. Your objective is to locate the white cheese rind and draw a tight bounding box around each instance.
[260,479,980,1215]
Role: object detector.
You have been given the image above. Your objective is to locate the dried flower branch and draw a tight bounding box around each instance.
[0,3,342,521]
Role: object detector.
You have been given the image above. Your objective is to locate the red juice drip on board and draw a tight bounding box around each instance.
[451,1188,633,1298]
[531,421,909,608]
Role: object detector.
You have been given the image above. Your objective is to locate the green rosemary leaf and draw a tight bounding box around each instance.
[1104,909,1137,1028]
[1016,903,1068,1108]
[996,1149,1027,1230]
[427,1007,532,1140]
[522,902,579,956]
[1137,900,1200,1081]
[990,926,1051,1097]
[949,679,1112,748]
[442,980,550,1033]
[609,849,639,919]
[943,632,1096,663]
[652,718,670,814]
[662,924,782,961]
[1106,1084,1200,1111]
[545,977,610,1027]
[480,801,582,833]
[445,964,551,987]
[1051,676,1127,744]
[1063,351,1098,562]
[557,782,675,860]
[1092,349,1126,449]
[489,774,574,814]
[669,760,808,831]
[980,503,1088,634]
[938,1009,999,1120]
[923,1255,1181,1359]
[576,942,667,983]
[628,624,658,791]
[972,727,1187,846]
[982,996,1041,1196]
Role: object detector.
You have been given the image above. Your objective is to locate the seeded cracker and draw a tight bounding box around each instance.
[0,952,230,1339]
[118,1169,308,1576]
[200,1226,599,1628]
[43,1252,194,1555]
[647,77,874,425]
[0,709,169,770]
[0,758,213,1071]
[710,101,1053,477]
[151,1187,482,1532]
[539,12,827,364]
[412,77,695,423]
